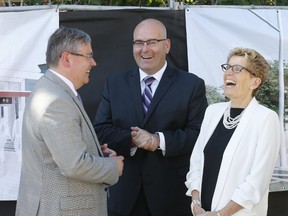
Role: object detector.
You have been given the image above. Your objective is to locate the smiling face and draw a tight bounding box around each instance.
[133,19,171,75]
[224,55,261,108]
[69,43,96,90]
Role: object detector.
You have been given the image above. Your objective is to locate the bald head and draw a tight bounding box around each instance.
[133,18,167,40]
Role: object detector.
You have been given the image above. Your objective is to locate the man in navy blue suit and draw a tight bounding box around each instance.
[94,18,208,216]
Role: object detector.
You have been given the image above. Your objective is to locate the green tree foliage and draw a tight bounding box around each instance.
[256,60,288,114]
[20,0,288,7]
[205,85,227,105]
[184,0,287,6]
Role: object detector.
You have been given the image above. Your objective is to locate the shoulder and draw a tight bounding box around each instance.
[168,66,204,81]
[166,66,206,91]
[107,69,137,81]
[102,69,138,92]
[255,102,279,120]
[206,102,228,113]
[246,98,277,117]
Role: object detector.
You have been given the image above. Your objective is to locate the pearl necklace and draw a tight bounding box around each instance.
[222,106,244,129]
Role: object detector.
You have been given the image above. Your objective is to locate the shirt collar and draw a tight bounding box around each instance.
[139,61,167,82]
[49,69,78,96]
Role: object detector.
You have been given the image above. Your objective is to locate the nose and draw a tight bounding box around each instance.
[225,67,233,75]
[141,43,149,51]
[143,41,150,46]
[91,58,97,67]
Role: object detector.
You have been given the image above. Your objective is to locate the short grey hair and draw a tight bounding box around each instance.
[46,26,92,68]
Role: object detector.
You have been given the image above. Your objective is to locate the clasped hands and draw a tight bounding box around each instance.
[131,126,160,151]
[194,212,220,216]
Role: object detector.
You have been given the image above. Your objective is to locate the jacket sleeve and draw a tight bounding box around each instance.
[41,98,119,185]
[231,110,280,210]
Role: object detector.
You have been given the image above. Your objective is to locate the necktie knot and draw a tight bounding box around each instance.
[144,76,155,87]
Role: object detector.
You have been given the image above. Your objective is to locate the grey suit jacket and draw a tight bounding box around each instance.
[16,70,119,216]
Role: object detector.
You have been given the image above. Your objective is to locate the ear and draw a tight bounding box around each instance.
[250,77,262,90]
[60,51,71,68]
[165,39,171,54]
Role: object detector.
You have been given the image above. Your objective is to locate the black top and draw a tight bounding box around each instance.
[201,108,244,211]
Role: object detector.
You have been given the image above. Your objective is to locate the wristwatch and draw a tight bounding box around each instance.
[191,199,201,215]
[191,199,201,206]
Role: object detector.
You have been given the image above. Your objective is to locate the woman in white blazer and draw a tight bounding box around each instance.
[185,48,280,216]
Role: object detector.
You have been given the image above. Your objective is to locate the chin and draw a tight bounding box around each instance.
[224,92,232,99]
[84,79,89,84]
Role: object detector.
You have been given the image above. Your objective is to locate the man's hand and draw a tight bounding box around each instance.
[101,143,117,157]
[112,156,124,176]
[131,126,160,151]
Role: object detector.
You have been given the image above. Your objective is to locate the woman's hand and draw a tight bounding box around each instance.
[197,211,220,216]
[192,203,205,215]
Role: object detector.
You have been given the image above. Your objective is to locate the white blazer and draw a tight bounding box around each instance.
[185,98,280,216]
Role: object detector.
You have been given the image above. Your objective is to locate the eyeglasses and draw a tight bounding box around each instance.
[133,39,167,48]
[69,52,94,61]
[221,64,256,76]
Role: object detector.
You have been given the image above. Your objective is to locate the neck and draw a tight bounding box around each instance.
[230,96,253,109]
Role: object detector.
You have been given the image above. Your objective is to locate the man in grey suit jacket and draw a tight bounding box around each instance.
[16,27,124,216]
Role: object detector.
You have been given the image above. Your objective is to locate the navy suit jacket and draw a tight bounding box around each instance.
[94,66,208,216]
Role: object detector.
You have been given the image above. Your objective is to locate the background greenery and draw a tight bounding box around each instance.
[13,0,288,7]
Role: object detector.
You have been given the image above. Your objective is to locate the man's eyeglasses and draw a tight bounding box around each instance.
[133,39,167,48]
[221,64,256,76]
[69,52,94,61]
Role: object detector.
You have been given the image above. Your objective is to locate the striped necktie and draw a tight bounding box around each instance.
[142,76,155,114]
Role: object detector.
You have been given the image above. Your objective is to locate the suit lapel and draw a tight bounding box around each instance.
[44,70,103,157]
[143,67,174,125]
[77,100,104,157]
[128,70,145,124]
